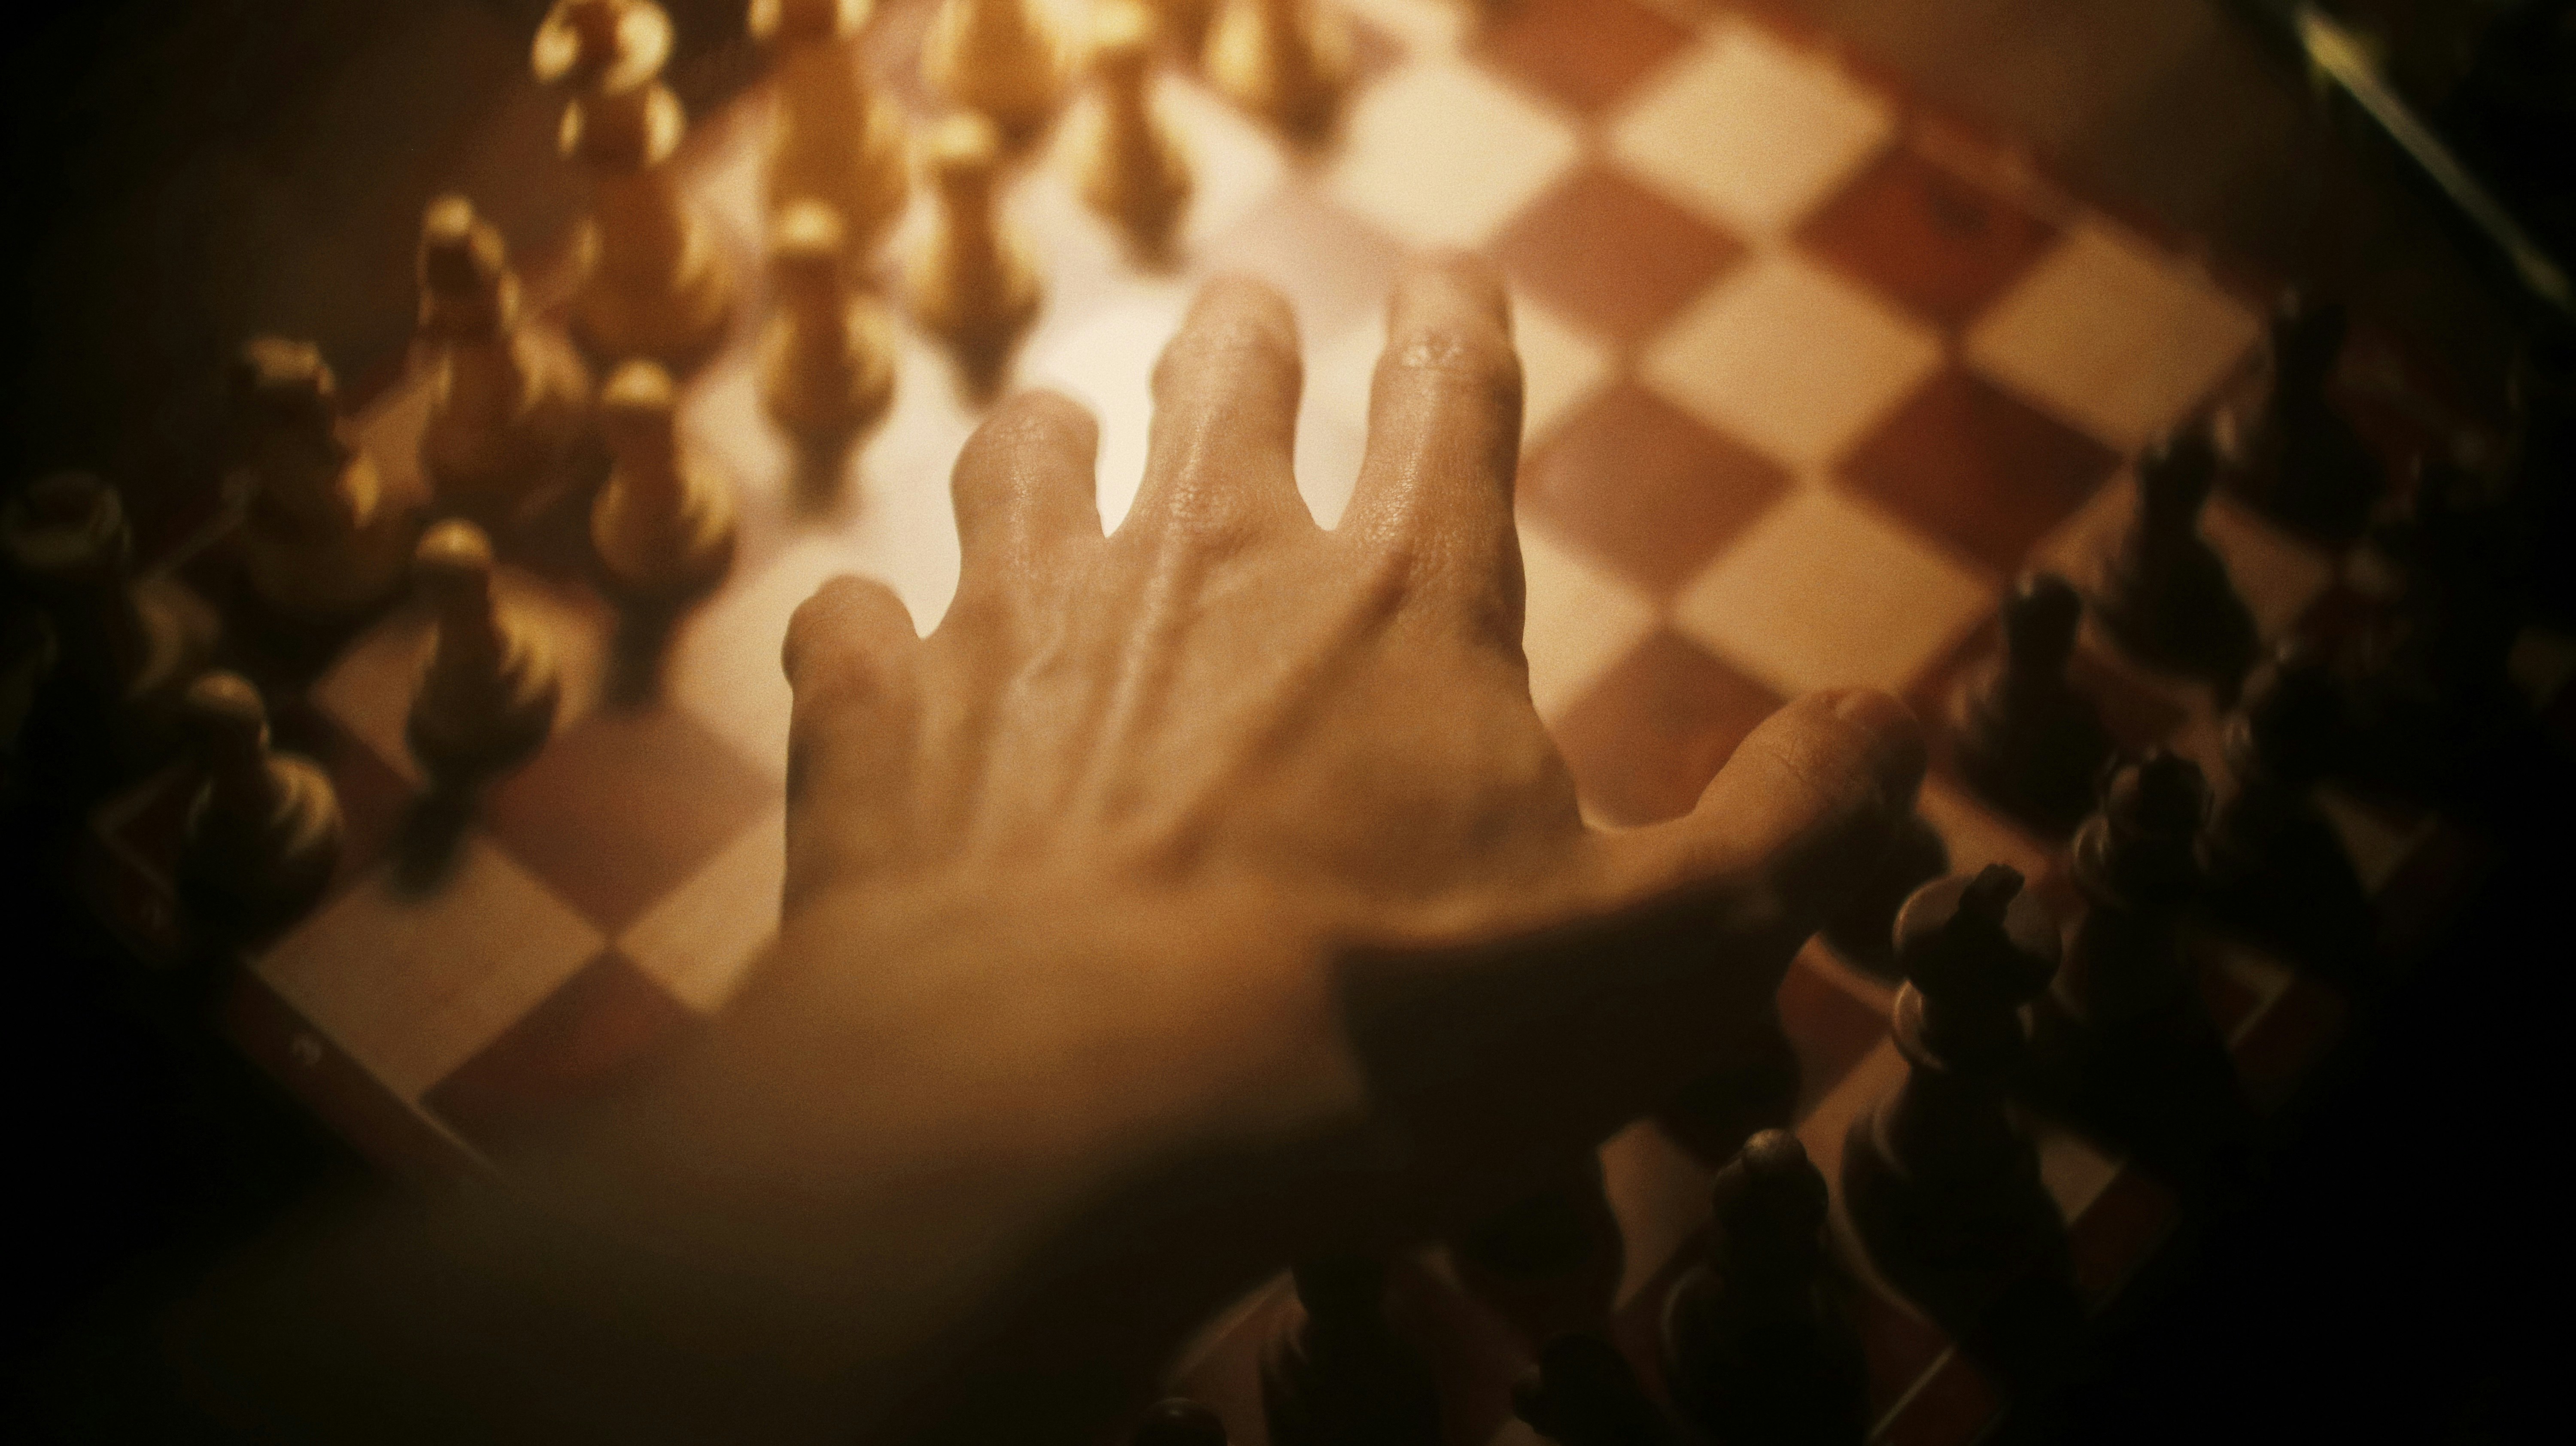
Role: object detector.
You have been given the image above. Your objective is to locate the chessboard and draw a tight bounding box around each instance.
[72,0,2576,1442]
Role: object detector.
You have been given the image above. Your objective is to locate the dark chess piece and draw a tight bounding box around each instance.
[1950,572,2116,835]
[1651,993,1799,1167]
[1841,865,2087,1391]
[2201,641,2378,983]
[2023,752,2253,1200]
[1820,806,1947,982]
[2092,426,2259,701]
[1261,1255,1442,1446]
[1660,1130,1868,1446]
[0,471,220,766]
[1133,1397,1227,1446]
[1512,1333,1677,1446]
[1448,1152,1625,1350]
[176,671,343,933]
[2222,292,2384,542]
[228,336,416,631]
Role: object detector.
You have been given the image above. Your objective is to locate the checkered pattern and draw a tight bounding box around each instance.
[77,0,2552,1441]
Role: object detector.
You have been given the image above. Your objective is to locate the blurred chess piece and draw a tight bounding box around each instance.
[2091,425,2259,702]
[906,112,1044,399]
[2221,291,2382,544]
[1261,1255,1443,1446]
[1819,805,1947,983]
[759,201,897,448]
[1142,0,1216,57]
[923,0,1068,147]
[416,195,597,533]
[754,0,910,262]
[1205,0,1349,143]
[532,0,672,96]
[1511,1333,1678,1446]
[407,519,561,784]
[594,360,739,601]
[1948,572,2113,835]
[554,16,737,372]
[228,336,416,628]
[0,471,219,764]
[1448,1152,1624,1350]
[177,671,343,933]
[1073,0,1194,265]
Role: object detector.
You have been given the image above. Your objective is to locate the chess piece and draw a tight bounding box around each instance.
[407,520,560,784]
[2023,752,2252,1199]
[2091,426,2260,700]
[923,0,1067,146]
[561,73,738,372]
[415,196,597,532]
[758,201,898,446]
[2202,642,2377,981]
[1650,993,1798,1167]
[1133,1398,1227,1446]
[1511,1333,1676,1446]
[754,0,910,261]
[1073,1,1194,264]
[1448,1152,1624,1349]
[1261,1255,1443,1446]
[593,361,739,601]
[2223,292,2383,543]
[1841,866,2085,1390]
[227,337,416,626]
[1660,1131,1868,1446]
[532,0,672,96]
[906,113,1044,398]
[0,472,219,760]
[1949,572,2114,835]
[1819,806,1947,982]
[1205,0,1349,142]
[176,671,343,931]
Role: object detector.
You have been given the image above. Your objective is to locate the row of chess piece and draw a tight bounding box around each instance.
[1103,299,2576,1446]
[1109,813,2242,1446]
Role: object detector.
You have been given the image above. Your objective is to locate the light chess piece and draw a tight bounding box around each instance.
[1074,0,1193,264]
[560,68,738,371]
[759,200,897,447]
[923,0,1068,147]
[407,519,561,784]
[593,360,739,601]
[0,471,219,760]
[1205,0,1350,143]
[228,336,416,627]
[415,196,596,532]
[906,112,1044,399]
[532,0,672,95]
[177,671,343,932]
[754,0,910,261]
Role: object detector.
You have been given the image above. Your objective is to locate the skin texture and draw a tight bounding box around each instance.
[171,255,1921,1446]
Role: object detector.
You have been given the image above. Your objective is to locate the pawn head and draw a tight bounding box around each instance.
[768,200,848,292]
[754,0,864,44]
[2136,425,2218,518]
[926,113,1002,196]
[232,336,339,433]
[1091,0,1157,75]
[2107,747,2206,838]
[561,0,629,56]
[2001,571,2082,669]
[183,670,271,762]
[2271,289,2347,383]
[599,360,679,457]
[415,518,496,604]
[1710,1128,1828,1243]
[1130,1398,1226,1446]
[419,194,508,298]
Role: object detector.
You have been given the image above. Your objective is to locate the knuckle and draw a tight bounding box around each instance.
[1379,324,1521,407]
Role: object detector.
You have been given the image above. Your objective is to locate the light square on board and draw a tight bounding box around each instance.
[1965,220,2263,451]
[1606,19,1894,239]
[1324,57,1581,250]
[620,804,787,1015]
[1641,251,1943,471]
[1511,293,1615,453]
[1672,485,1995,698]
[256,836,605,1103]
[1517,519,1659,723]
[1023,279,1197,532]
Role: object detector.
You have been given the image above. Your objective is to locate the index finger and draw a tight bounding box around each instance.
[1338,255,1524,621]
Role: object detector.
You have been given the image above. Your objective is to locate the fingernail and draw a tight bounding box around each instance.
[1829,689,1927,798]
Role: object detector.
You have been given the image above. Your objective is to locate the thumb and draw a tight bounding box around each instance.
[1335,690,1922,1206]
